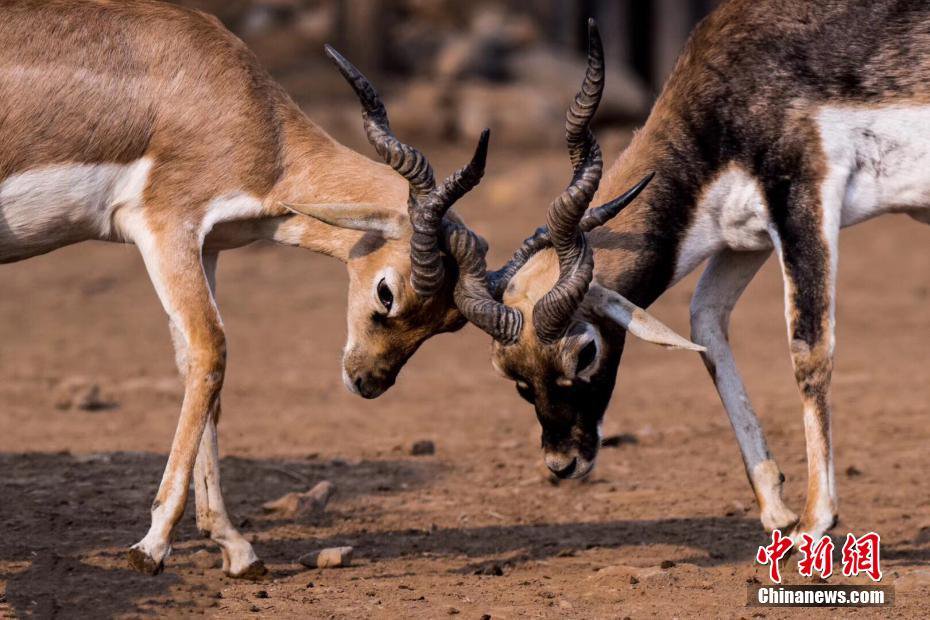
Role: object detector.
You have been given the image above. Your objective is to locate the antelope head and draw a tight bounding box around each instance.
[285,47,490,398]
[446,21,703,478]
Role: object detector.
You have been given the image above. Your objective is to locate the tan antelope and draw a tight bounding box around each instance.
[0,0,491,577]
[452,5,930,547]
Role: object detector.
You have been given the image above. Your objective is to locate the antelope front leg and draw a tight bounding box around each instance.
[690,249,798,532]
[192,401,264,577]
[168,253,264,578]
[127,233,229,576]
[770,178,842,543]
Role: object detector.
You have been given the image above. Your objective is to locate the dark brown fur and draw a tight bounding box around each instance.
[498,0,930,505]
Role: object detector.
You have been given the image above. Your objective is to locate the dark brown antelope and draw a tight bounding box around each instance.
[0,0,490,577]
[452,3,930,546]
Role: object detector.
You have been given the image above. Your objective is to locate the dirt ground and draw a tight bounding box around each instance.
[0,138,928,619]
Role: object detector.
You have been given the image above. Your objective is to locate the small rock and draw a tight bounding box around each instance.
[601,433,638,448]
[190,549,218,570]
[480,615,491,620]
[846,465,863,477]
[53,378,118,411]
[629,575,639,585]
[255,590,269,599]
[298,546,353,569]
[410,440,435,456]
[724,500,749,517]
[262,481,335,519]
[447,607,460,615]
[660,560,676,569]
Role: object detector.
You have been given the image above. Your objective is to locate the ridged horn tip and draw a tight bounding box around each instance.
[323,44,346,69]
[605,170,654,209]
[474,128,491,169]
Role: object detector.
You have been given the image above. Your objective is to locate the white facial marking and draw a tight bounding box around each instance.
[373,267,402,317]
[342,366,360,395]
[491,356,507,378]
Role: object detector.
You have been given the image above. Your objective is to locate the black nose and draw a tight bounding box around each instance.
[353,374,391,399]
[549,457,578,479]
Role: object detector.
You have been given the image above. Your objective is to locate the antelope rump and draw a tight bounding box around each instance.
[457,1,930,546]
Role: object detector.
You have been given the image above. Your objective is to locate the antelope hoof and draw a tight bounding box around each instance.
[760,504,799,534]
[128,546,165,576]
[789,513,839,546]
[227,559,267,580]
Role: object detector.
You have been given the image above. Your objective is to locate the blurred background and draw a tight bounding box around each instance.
[3,2,929,617]
[172,0,720,148]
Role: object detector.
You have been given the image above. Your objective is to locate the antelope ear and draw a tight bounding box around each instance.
[281,203,407,240]
[588,285,705,352]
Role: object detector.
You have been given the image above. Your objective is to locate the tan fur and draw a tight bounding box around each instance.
[1,0,468,577]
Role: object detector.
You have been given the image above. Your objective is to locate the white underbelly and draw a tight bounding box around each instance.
[0,158,152,262]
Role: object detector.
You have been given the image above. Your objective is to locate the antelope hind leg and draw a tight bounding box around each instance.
[769,174,842,543]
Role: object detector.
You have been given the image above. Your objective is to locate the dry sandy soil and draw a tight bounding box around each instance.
[0,138,928,619]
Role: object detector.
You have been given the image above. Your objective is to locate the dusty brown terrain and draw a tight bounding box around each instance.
[0,139,928,619]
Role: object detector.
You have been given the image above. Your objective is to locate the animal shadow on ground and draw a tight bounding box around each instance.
[0,451,847,617]
[0,451,436,618]
[262,516,764,577]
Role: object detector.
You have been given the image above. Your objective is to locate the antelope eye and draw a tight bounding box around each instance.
[576,340,598,374]
[377,278,394,312]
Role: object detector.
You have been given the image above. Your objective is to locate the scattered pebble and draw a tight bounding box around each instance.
[411,440,436,456]
[298,546,353,569]
[724,500,749,517]
[53,378,118,412]
[255,590,268,599]
[846,465,863,477]
[447,607,460,615]
[262,480,334,519]
[601,433,638,448]
[660,560,676,569]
